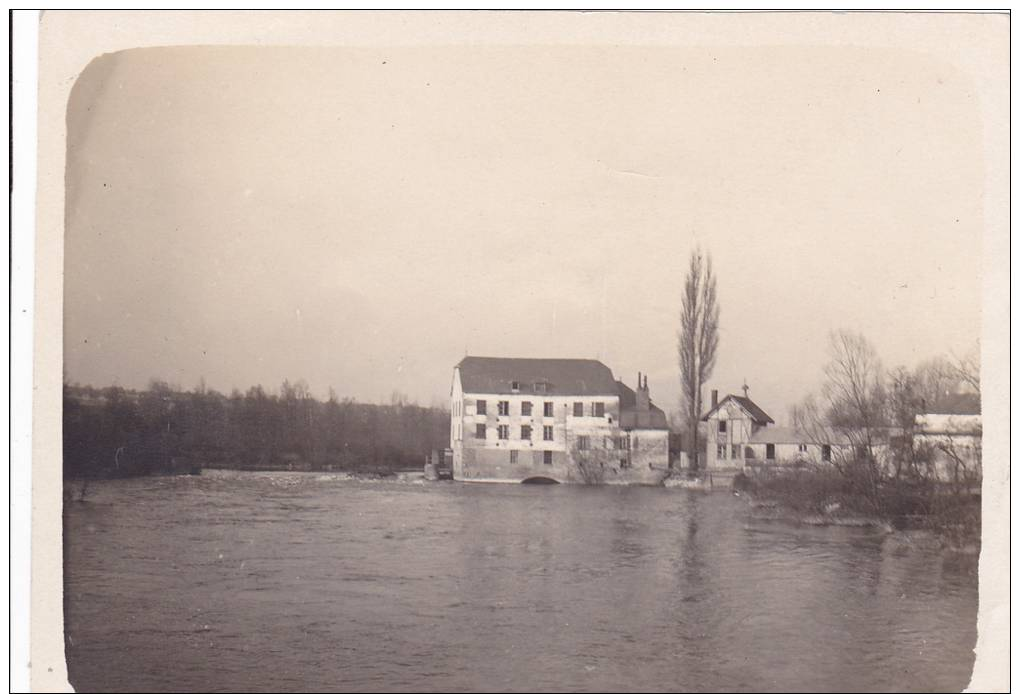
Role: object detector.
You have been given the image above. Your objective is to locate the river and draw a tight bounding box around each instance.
[63,470,977,692]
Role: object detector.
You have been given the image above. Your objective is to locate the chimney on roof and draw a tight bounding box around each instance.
[711,389,718,409]
[636,372,650,411]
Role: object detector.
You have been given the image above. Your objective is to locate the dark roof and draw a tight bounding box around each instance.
[616,380,639,408]
[616,381,669,430]
[455,356,619,396]
[925,392,981,416]
[701,394,775,425]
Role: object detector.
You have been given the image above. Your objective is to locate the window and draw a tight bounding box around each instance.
[821,444,832,462]
[620,458,631,469]
[718,420,727,433]
[498,401,509,416]
[511,381,520,393]
[577,436,590,451]
[633,436,639,451]
[510,450,518,464]
[798,444,808,453]
[609,436,628,451]
[476,424,486,439]
[534,381,547,394]
[543,401,554,417]
[543,425,554,441]
[521,425,532,440]
[521,401,532,416]
[594,402,605,417]
[543,450,553,465]
[732,444,740,459]
[498,425,509,440]
[718,444,727,459]
[476,400,487,415]
[766,443,776,460]
[573,402,584,417]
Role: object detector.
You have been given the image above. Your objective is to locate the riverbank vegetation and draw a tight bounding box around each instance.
[737,331,981,542]
[734,466,980,542]
[63,380,449,480]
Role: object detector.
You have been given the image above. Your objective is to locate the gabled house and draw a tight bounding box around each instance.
[701,387,896,468]
[450,356,669,484]
[700,388,775,469]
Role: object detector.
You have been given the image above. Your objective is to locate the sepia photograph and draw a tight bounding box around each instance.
[18,9,1010,693]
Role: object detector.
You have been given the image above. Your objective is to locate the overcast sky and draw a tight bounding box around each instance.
[64,45,982,420]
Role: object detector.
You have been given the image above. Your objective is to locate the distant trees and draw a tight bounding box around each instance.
[677,247,720,474]
[950,341,981,393]
[62,379,450,480]
[785,330,982,528]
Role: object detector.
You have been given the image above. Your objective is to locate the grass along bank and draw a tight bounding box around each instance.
[732,465,981,549]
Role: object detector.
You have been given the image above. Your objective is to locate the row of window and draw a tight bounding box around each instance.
[474,400,606,418]
[503,450,632,467]
[510,381,549,394]
[510,450,554,465]
[479,424,555,441]
[718,443,833,461]
[474,426,637,453]
[575,435,633,451]
[716,444,742,460]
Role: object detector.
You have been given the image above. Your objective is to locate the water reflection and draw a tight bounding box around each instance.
[65,473,977,693]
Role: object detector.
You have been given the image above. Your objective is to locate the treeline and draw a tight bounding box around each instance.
[746,332,982,540]
[63,379,450,479]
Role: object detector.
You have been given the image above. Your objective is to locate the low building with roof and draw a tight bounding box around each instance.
[914,411,982,483]
[450,356,670,484]
[700,385,892,469]
[742,425,871,467]
[700,383,982,482]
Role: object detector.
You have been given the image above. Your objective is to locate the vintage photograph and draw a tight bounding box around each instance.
[41,10,1007,693]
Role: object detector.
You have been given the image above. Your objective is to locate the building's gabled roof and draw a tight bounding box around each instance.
[455,356,619,396]
[701,394,775,425]
[616,381,669,430]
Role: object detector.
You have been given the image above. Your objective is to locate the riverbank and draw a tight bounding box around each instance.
[733,468,981,552]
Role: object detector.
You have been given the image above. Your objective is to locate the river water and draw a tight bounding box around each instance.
[64,471,977,692]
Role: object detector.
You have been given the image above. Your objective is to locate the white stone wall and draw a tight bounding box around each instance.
[705,400,755,469]
[452,387,621,481]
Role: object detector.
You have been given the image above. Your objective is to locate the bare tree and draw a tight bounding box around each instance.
[677,247,720,474]
[950,341,980,393]
[912,356,955,412]
[570,442,610,485]
[887,365,926,480]
[819,330,888,497]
